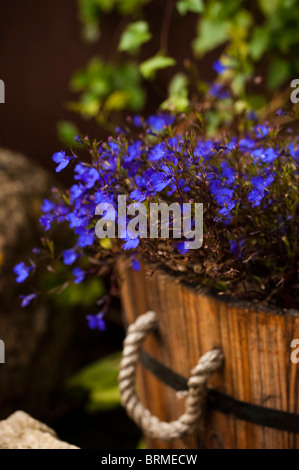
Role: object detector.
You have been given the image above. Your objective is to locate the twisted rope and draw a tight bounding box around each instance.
[118,311,224,441]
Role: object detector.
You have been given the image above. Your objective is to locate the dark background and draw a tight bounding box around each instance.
[0,0,215,174]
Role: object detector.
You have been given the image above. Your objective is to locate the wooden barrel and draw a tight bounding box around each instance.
[119,259,299,449]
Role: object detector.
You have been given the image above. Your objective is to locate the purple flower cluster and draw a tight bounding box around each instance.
[14,111,299,312]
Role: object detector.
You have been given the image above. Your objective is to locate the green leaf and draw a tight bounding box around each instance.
[161,73,189,112]
[48,276,105,308]
[258,0,282,16]
[140,53,176,79]
[67,352,121,411]
[57,121,81,147]
[249,27,269,61]
[246,93,267,110]
[117,0,148,15]
[104,89,132,111]
[119,21,152,53]
[176,0,204,15]
[192,17,229,55]
[267,59,290,90]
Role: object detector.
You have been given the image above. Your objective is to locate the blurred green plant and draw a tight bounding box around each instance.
[67,352,121,412]
[57,0,299,139]
[40,264,105,309]
[67,58,146,128]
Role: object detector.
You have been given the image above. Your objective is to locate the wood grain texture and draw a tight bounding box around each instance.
[118,259,299,449]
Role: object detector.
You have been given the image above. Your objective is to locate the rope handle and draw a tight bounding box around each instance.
[118,311,224,441]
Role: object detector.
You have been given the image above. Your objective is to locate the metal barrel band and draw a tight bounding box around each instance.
[140,349,299,434]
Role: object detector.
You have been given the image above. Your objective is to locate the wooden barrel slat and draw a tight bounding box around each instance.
[119,259,299,449]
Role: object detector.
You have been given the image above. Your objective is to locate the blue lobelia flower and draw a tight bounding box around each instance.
[252,147,278,164]
[130,189,147,202]
[76,229,94,247]
[63,248,79,265]
[251,175,274,189]
[122,234,140,250]
[86,312,106,331]
[220,161,235,185]
[74,135,83,144]
[194,139,214,163]
[133,115,143,127]
[239,136,256,152]
[255,124,270,138]
[73,267,85,284]
[229,239,245,259]
[177,241,189,254]
[213,60,226,74]
[52,151,74,172]
[248,187,265,207]
[145,168,171,193]
[41,199,55,213]
[168,137,180,151]
[147,114,174,132]
[66,212,88,229]
[14,262,33,283]
[39,213,55,231]
[125,141,143,163]
[20,293,37,307]
[148,143,166,162]
[131,259,141,271]
[211,186,236,215]
[70,184,84,204]
[248,173,274,207]
[209,83,230,99]
[288,142,299,164]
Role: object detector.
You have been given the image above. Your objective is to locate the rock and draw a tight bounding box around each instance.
[0,411,79,449]
[0,148,50,268]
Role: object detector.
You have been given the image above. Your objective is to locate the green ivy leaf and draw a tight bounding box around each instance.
[161,73,189,112]
[258,0,282,16]
[176,0,204,15]
[104,90,133,111]
[139,53,176,79]
[192,17,229,55]
[267,58,290,90]
[119,21,152,53]
[249,27,270,61]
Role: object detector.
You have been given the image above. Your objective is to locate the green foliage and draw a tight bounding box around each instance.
[176,0,204,15]
[140,53,176,79]
[42,269,105,309]
[192,15,230,55]
[78,0,149,42]
[161,73,189,112]
[67,352,121,412]
[119,21,152,53]
[62,0,299,137]
[267,58,290,90]
[69,58,145,121]
[55,277,105,308]
[249,27,269,61]
[57,121,82,147]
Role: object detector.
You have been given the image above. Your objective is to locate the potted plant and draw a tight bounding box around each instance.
[14,90,299,449]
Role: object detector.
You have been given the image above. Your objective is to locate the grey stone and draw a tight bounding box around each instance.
[0,411,79,449]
